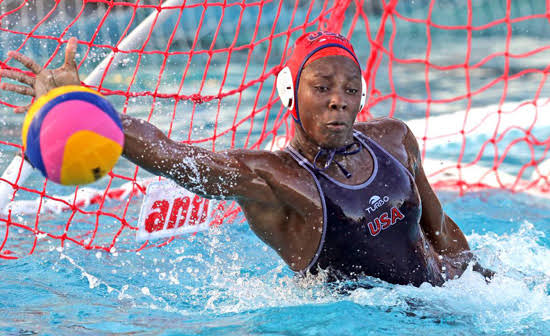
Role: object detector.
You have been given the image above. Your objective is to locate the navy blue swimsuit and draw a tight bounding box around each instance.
[286,130,443,286]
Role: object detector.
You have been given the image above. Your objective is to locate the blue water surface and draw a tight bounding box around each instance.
[1,189,549,335]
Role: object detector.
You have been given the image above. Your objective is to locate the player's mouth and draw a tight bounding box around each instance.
[326,121,348,131]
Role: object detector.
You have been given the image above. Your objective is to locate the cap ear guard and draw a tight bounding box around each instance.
[276,66,294,110]
[360,75,367,111]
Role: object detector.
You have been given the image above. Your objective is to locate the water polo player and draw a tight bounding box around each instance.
[1,33,493,286]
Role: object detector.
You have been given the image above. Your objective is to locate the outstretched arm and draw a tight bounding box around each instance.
[121,114,275,201]
[0,38,277,203]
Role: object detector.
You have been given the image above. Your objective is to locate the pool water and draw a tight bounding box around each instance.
[1,189,549,335]
[1,61,550,336]
[2,2,550,334]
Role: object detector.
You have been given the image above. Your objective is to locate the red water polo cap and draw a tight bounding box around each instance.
[281,31,361,124]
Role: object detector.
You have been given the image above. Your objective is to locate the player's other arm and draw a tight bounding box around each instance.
[405,127,495,278]
[402,124,471,256]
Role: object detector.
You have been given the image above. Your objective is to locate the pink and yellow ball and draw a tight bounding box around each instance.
[21,86,124,185]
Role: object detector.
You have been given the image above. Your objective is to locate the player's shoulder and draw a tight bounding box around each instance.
[224,147,314,209]
[225,147,298,176]
[354,117,421,172]
[353,116,410,139]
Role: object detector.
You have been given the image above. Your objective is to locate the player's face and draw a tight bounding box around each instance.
[297,55,362,148]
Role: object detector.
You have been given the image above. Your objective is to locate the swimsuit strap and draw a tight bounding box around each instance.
[352,129,415,180]
[284,146,328,274]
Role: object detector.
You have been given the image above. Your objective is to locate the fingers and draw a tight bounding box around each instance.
[7,51,42,74]
[64,37,78,69]
[14,104,31,114]
[0,69,35,86]
[0,82,34,96]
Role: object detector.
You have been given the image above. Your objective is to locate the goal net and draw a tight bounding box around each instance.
[1,0,549,259]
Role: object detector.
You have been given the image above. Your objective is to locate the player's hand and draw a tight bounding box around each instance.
[0,37,81,114]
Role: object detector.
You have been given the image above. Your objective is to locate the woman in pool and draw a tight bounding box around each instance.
[0,31,492,286]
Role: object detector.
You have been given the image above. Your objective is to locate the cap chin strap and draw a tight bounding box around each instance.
[276,66,367,121]
[313,141,363,179]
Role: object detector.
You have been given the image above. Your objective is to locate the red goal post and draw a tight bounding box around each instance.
[0,0,549,259]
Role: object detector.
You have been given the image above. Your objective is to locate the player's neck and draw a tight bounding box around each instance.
[290,126,355,163]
